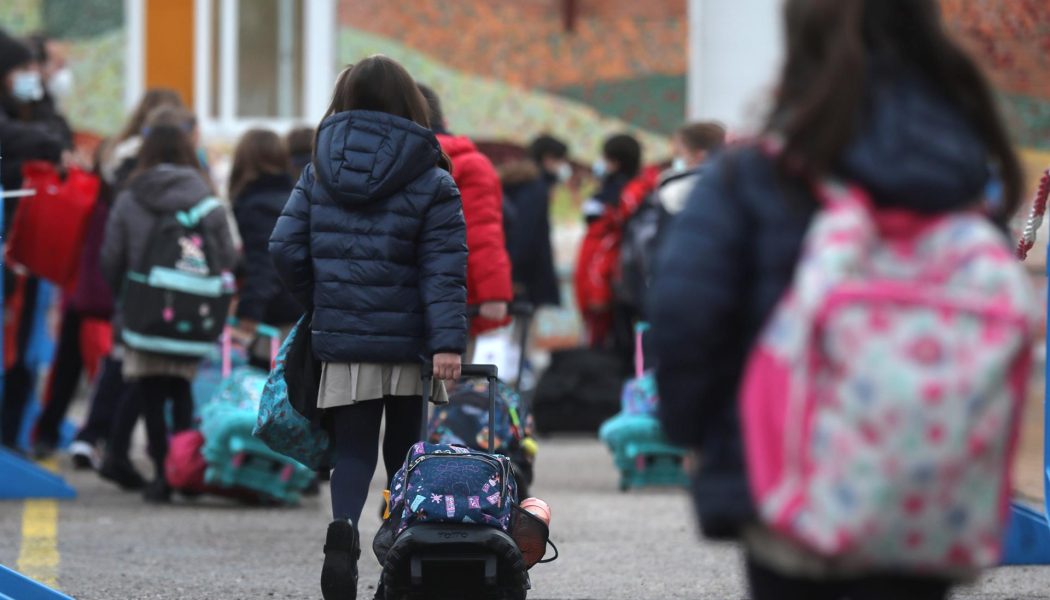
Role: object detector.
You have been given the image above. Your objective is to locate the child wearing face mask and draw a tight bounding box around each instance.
[499,135,569,309]
[0,29,74,453]
[575,133,659,361]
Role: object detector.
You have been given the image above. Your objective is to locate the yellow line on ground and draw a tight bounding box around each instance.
[16,457,61,589]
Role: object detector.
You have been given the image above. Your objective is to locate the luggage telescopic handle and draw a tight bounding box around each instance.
[420,363,500,452]
[222,318,283,377]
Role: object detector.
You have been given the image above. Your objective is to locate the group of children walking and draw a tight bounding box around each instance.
[2,0,1042,597]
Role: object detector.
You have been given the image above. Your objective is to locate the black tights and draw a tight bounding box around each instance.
[747,556,951,600]
[328,397,423,524]
[108,376,193,478]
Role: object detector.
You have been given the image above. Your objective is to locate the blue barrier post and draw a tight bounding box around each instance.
[0,565,74,600]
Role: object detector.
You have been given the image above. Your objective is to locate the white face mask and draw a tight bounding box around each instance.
[11,71,44,102]
[47,67,74,99]
[591,159,607,180]
[555,162,573,183]
[671,157,688,173]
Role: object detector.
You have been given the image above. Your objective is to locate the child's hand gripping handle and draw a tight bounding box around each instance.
[420,363,499,450]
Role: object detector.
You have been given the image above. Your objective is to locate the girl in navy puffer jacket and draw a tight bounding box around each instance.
[269,56,467,600]
[650,1,1024,599]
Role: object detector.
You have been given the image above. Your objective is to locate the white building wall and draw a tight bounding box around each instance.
[687,0,784,134]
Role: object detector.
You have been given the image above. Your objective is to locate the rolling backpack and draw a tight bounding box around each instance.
[741,170,1039,572]
[599,322,688,491]
[121,196,233,357]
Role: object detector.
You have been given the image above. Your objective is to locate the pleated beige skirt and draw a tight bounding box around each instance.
[316,363,449,409]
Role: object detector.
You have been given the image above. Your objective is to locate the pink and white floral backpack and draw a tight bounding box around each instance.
[741,166,1040,572]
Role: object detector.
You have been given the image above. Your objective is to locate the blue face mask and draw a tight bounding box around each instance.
[671,157,688,173]
[592,159,607,180]
[11,71,44,103]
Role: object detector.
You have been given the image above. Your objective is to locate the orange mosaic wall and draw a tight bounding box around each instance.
[942,0,1050,100]
[338,0,687,90]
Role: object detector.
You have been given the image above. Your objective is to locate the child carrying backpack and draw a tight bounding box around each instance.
[100,106,237,503]
[649,1,1034,598]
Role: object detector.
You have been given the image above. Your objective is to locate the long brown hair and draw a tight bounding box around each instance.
[769,0,1022,220]
[316,56,451,172]
[130,106,207,185]
[116,88,184,143]
[228,128,290,201]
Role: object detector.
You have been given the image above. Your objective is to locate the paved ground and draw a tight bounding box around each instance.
[2,437,1050,599]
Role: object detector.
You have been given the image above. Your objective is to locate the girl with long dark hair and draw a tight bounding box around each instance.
[650,1,1021,598]
[269,55,467,600]
[100,106,236,503]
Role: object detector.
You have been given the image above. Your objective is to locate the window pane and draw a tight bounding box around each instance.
[236,0,303,118]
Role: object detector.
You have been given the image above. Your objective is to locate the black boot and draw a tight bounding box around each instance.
[99,456,147,490]
[143,477,172,504]
[322,519,360,600]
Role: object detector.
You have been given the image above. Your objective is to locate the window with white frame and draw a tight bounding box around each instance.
[193,0,335,136]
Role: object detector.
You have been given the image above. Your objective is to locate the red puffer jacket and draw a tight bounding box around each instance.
[437,134,514,335]
[575,166,661,315]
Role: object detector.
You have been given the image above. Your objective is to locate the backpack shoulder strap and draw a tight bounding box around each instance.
[176,196,223,228]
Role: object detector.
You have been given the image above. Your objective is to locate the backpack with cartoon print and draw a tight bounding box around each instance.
[122,197,234,357]
[391,442,517,535]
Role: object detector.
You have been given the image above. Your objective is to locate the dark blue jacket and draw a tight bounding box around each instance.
[649,71,992,539]
[233,173,302,326]
[269,110,468,363]
[501,160,560,306]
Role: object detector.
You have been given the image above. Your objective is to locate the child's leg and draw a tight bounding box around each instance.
[381,396,423,486]
[329,401,384,523]
[169,378,193,432]
[745,557,840,600]
[105,374,140,462]
[138,376,172,478]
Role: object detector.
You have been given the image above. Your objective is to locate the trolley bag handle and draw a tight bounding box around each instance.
[222,318,284,377]
[634,322,651,380]
[421,363,500,451]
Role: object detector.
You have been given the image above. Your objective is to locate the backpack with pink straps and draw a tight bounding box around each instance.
[741,165,1040,572]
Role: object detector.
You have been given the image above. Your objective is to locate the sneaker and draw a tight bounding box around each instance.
[321,519,360,600]
[69,441,100,471]
[99,457,147,490]
[143,478,172,504]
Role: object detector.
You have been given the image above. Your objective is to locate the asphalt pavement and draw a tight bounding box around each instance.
[2,437,1050,599]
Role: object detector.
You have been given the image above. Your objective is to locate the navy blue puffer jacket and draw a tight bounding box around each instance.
[650,69,994,539]
[269,110,468,363]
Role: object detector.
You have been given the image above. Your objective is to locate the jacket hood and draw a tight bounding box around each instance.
[837,69,990,211]
[127,164,212,212]
[436,133,479,160]
[498,159,541,187]
[314,110,442,206]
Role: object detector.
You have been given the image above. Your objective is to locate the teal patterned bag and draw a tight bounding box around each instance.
[252,316,331,470]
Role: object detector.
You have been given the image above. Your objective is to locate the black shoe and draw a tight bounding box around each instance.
[99,457,147,490]
[143,478,172,504]
[322,519,360,600]
[31,441,56,461]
